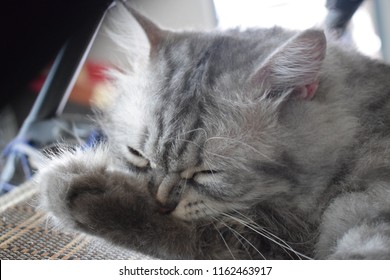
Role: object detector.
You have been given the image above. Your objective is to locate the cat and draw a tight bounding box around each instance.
[36,2,390,259]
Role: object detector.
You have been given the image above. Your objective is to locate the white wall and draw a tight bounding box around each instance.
[131,0,217,30]
[374,0,390,61]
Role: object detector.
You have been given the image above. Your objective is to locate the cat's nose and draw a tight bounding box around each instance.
[155,173,181,209]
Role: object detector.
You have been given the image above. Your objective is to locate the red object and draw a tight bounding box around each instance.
[28,61,110,106]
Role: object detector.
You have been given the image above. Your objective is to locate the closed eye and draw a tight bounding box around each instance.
[196,170,219,175]
[180,168,219,180]
[192,170,220,185]
[127,146,150,168]
[128,146,143,158]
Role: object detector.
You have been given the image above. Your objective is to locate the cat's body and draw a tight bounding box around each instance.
[37,4,390,259]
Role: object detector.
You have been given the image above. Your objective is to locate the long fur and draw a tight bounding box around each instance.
[36,4,390,259]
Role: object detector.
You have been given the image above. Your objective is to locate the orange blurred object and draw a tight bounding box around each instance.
[29,61,109,107]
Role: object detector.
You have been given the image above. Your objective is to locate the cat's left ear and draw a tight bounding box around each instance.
[251,29,326,100]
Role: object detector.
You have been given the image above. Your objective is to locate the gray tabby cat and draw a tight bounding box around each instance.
[37,3,390,259]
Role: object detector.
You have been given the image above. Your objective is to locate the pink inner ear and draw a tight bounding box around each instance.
[298,80,319,100]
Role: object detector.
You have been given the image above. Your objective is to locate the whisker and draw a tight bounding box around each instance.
[202,150,234,161]
[211,221,236,260]
[213,217,264,260]
[221,212,296,260]
[229,212,302,260]
[204,204,265,260]
[227,227,255,260]
[230,208,311,258]
[177,128,208,139]
[223,211,312,260]
[205,136,276,163]
[174,138,202,149]
[231,209,297,249]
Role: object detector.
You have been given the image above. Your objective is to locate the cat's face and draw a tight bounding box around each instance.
[101,8,326,221]
[106,75,280,221]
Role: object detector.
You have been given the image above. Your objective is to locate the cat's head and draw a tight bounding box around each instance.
[101,3,327,221]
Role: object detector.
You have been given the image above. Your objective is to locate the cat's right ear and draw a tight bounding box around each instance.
[120,1,168,56]
[251,29,326,100]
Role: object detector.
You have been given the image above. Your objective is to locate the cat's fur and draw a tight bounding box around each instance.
[36,3,390,259]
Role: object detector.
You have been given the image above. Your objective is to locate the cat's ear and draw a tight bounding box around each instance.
[122,3,168,56]
[251,29,326,100]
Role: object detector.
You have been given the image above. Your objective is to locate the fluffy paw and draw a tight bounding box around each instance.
[37,147,152,234]
[327,223,390,260]
[36,146,199,258]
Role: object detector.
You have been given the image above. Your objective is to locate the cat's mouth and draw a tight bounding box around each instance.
[157,204,177,215]
[158,207,174,214]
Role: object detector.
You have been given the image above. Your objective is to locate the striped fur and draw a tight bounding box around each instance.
[37,5,390,259]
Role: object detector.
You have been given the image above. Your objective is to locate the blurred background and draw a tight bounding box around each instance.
[0,0,389,193]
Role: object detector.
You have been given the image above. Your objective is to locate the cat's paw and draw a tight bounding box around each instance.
[328,251,390,260]
[37,146,151,234]
[327,222,390,260]
[65,170,153,235]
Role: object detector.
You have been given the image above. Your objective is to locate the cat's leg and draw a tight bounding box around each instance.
[316,185,390,259]
[37,146,199,259]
